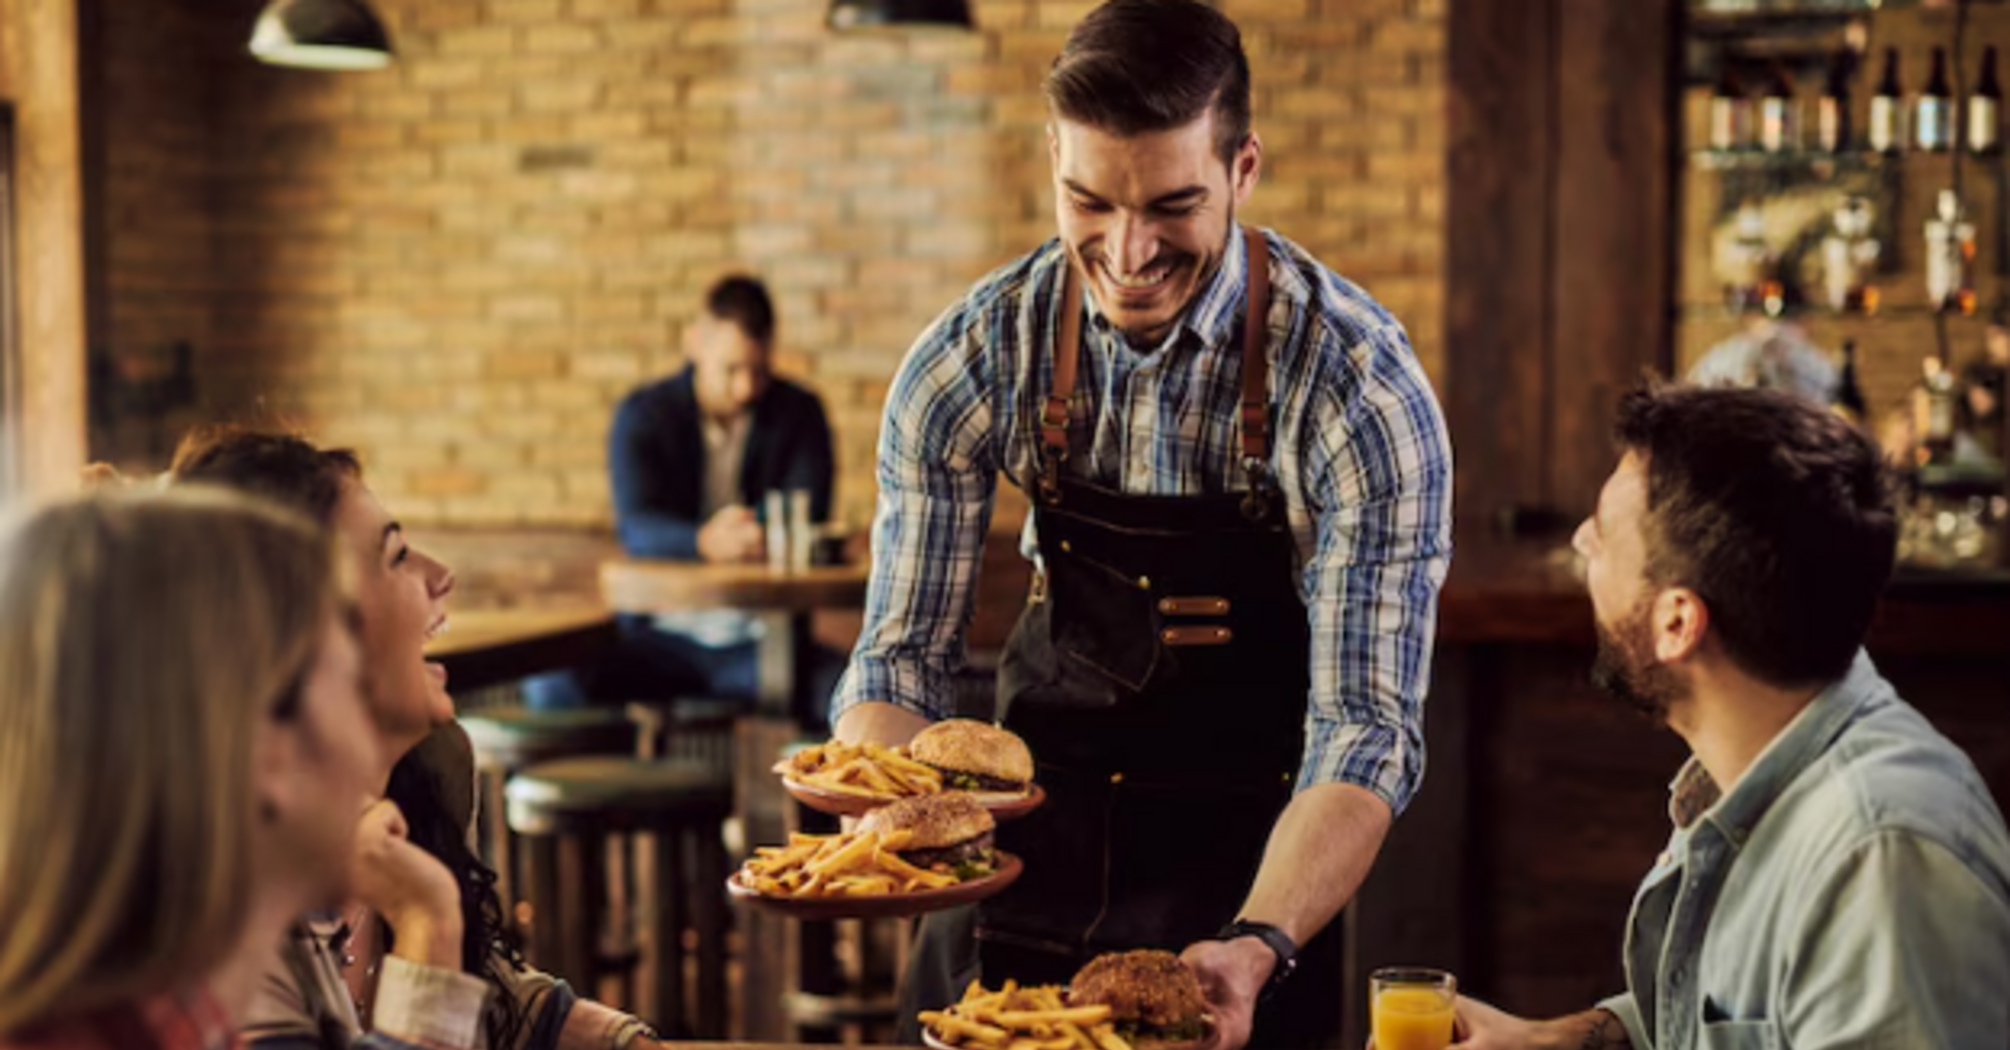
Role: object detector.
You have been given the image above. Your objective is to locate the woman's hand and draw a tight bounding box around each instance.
[350,798,465,969]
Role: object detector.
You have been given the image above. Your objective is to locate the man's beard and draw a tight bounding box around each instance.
[1589,600,1685,722]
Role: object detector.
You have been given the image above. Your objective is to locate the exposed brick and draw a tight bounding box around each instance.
[96,0,1446,530]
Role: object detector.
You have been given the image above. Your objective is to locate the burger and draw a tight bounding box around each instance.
[1068,950,1212,1050]
[908,719,1034,796]
[856,792,997,880]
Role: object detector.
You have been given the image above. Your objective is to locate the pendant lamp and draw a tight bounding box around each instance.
[249,0,395,70]
[827,0,975,31]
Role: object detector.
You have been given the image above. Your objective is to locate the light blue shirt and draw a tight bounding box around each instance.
[1600,652,2010,1049]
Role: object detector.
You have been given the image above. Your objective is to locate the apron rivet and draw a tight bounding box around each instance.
[1061,540,1072,552]
[1137,576,1150,590]
[1110,772,1124,785]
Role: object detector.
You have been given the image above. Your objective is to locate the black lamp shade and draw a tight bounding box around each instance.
[827,0,975,31]
[249,0,395,70]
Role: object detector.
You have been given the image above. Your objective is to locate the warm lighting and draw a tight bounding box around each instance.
[827,0,975,31]
[249,0,394,70]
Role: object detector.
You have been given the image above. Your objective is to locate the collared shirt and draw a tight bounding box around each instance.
[1599,652,2010,1049]
[652,411,760,648]
[831,227,1453,811]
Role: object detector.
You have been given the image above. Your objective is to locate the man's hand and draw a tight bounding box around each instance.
[697,505,764,564]
[1423,998,1629,1050]
[1181,936,1275,1050]
[350,799,465,969]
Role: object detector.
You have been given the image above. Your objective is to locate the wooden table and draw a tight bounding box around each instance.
[424,606,617,693]
[599,559,871,716]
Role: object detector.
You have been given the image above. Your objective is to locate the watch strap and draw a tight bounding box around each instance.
[1215,919,1298,1001]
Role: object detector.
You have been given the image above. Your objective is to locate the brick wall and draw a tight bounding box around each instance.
[92,0,1446,531]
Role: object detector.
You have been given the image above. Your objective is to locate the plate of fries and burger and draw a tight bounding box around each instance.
[728,793,1023,919]
[920,950,1215,1050]
[772,719,1045,820]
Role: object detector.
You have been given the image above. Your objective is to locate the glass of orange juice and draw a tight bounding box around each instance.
[1370,967,1457,1050]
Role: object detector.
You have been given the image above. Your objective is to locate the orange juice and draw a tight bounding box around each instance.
[1371,985,1455,1050]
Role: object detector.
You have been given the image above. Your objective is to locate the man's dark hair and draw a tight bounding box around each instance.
[1044,0,1252,165]
[706,274,776,348]
[1615,384,1897,688]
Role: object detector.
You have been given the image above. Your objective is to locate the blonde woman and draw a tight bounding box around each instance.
[169,429,656,1050]
[0,490,483,1050]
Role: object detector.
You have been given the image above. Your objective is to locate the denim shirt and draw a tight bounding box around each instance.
[1599,652,2010,1049]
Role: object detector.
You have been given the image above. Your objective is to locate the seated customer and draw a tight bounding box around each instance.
[526,273,839,725]
[1453,385,2010,1049]
[0,491,424,1050]
[169,429,656,1050]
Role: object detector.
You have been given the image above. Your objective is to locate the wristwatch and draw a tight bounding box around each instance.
[1215,919,1298,1001]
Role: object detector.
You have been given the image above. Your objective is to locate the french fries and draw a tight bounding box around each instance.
[921,981,1134,1050]
[773,740,945,801]
[737,829,961,898]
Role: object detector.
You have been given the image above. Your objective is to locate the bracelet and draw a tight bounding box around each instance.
[1214,919,1298,1001]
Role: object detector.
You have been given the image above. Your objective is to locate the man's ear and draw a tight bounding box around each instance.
[1231,132,1263,206]
[1652,587,1709,665]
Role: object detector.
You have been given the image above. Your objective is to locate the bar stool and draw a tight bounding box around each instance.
[459,706,639,913]
[506,756,733,1039]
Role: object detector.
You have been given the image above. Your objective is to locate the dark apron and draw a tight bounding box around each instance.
[898,230,1345,1049]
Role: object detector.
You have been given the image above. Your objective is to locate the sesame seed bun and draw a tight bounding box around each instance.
[856,792,996,851]
[908,719,1034,788]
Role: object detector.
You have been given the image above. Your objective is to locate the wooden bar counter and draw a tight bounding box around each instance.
[1351,533,2010,1035]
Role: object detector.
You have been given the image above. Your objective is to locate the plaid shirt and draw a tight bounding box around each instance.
[832,226,1453,813]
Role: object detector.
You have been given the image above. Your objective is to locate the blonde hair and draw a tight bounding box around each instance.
[0,488,342,1035]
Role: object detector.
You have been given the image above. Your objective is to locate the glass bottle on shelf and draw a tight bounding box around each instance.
[1915,356,1960,467]
[1710,63,1750,152]
[1760,64,1796,153]
[1870,48,1903,155]
[1924,189,1978,315]
[1818,49,1853,153]
[1971,45,2002,156]
[1918,47,1954,152]
[1723,203,1777,316]
[1835,340,1869,426]
[1822,196,1881,314]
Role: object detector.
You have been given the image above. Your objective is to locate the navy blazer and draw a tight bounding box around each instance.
[608,367,836,560]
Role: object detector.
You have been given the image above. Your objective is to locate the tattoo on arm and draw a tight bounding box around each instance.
[1575,1009,1631,1050]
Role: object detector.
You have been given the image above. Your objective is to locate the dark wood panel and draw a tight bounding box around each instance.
[1546,0,1678,520]
[1447,0,1556,528]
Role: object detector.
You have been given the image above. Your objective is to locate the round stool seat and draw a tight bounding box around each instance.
[507,756,731,835]
[461,706,637,769]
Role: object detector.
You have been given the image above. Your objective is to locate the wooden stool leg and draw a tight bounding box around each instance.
[649,828,689,1038]
[555,831,597,987]
[693,820,729,1039]
[523,832,562,971]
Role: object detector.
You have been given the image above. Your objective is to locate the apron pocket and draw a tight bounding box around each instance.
[1048,547,1161,695]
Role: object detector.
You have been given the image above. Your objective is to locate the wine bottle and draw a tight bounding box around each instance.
[1710,63,1749,152]
[1818,49,1852,153]
[1761,64,1795,153]
[1971,45,2001,156]
[1870,48,1902,154]
[1835,340,1869,425]
[1918,46,1952,152]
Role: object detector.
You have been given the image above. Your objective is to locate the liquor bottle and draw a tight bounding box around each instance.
[1835,340,1869,425]
[1916,357,1959,466]
[1817,49,1853,153]
[1709,63,1749,152]
[1760,64,1795,152]
[1925,189,1978,315]
[1918,46,1953,152]
[1971,45,2002,155]
[1870,48,1902,154]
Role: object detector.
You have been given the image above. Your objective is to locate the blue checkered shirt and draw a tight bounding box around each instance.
[832,227,1453,814]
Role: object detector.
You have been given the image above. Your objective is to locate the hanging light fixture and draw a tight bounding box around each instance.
[827,0,975,31]
[249,0,395,70]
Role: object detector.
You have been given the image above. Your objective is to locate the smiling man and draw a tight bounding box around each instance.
[830,2,1452,1048]
[1452,386,2010,1050]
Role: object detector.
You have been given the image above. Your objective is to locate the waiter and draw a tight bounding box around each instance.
[831,1,1452,1047]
